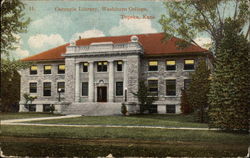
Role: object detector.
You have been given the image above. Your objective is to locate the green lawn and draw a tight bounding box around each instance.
[0,112,63,120]
[26,114,209,128]
[2,125,249,144]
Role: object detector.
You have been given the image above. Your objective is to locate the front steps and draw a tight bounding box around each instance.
[62,102,122,116]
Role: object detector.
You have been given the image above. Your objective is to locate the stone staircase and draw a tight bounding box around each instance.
[62,102,122,116]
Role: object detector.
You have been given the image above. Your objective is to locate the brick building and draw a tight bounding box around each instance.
[19,33,212,115]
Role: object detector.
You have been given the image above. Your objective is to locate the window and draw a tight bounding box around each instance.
[44,65,52,74]
[29,104,36,112]
[184,59,195,70]
[117,61,123,71]
[148,80,158,96]
[29,82,37,93]
[166,104,176,113]
[57,82,65,92]
[97,61,108,72]
[83,62,88,72]
[166,60,176,71]
[43,82,51,96]
[166,80,176,96]
[148,61,158,71]
[82,82,88,96]
[58,64,65,74]
[30,66,37,75]
[116,82,123,96]
[149,104,158,113]
[43,104,51,112]
[184,79,191,90]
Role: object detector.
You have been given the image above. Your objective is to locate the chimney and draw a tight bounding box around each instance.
[79,36,81,40]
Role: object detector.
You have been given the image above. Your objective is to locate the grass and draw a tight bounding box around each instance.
[1,125,249,144]
[26,114,209,128]
[1,140,247,157]
[0,112,63,120]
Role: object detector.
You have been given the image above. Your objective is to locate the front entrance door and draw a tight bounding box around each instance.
[97,87,107,102]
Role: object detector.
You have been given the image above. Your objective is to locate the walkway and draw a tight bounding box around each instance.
[1,115,219,131]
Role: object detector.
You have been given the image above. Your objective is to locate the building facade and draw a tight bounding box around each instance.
[19,33,212,115]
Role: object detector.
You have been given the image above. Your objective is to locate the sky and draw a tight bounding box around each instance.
[13,0,212,59]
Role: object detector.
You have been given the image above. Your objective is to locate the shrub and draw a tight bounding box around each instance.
[121,103,127,116]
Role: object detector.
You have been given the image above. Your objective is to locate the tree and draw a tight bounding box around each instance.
[187,59,210,123]
[159,0,250,51]
[133,81,158,114]
[208,18,250,131]
[1,0,30,112]
[0,62,21,112]
[1,0,30,57]
[180,89,192,114]
[23,93,37,111]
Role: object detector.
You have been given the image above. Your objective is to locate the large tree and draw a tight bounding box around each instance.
[1,0,30,112]
[208,18,250,131]
[187,59,210,123]
[159,0,250,51]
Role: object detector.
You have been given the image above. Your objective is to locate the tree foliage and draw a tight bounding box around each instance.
[208,18,250,131]
[23,93,37,111]
[159,0,250,51]
[1,0,30,57]
[187,59,210,123]
[0,61,21,112]
[180,89,191,114]
[133,81,158,114]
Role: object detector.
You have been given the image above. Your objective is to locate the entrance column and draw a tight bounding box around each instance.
[108,60,114,102]
[88,61,94,102]
[123,60,128,102]
[75,62,80,102]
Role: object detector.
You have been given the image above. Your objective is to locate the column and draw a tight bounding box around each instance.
[123,60,128,102]
[108,60,114,102]
[88,61,94,102]
[75,62,80,102]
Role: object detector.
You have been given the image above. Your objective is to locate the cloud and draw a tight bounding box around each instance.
[28,34,65,51]
[109,19,157,36]
[30,13,73,34]
[194,37,212,49]
[71,29,105,41]
[10,34,30,59]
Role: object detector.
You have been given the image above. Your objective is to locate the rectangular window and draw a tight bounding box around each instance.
[97,61,108,72]
[166,60,176,71]
[148,61,158,71]
[117,61,123,71]
[43,82,51,96]
[184,79,191,90]
[82,82,88,96]
[58,64,65,74]
[44,65,52,74]
[116,82,123,96]
[148,80,158,96]
[43,104,51,112]
[149,104,158,113]
[166,80,176,96]
[57,82,65,93]
[83,62,88,72]
[29,82,37,93]
[29,104,36,112]
[166,104,176,113]
[184,59,195,70]
[30,66,37,75]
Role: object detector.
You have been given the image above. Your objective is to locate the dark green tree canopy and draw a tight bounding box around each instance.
[160,0,249,51]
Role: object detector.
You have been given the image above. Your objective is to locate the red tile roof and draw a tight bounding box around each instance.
[21,32,207,61]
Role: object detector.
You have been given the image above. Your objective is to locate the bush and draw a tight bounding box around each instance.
[121,103,127,116]
[50,104,55,113]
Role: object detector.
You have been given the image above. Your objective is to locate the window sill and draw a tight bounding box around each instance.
[183,69,195,72]
[165,95,177,98]
[165,70,177,72]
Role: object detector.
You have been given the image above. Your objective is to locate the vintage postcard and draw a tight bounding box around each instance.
[1,0,249,157]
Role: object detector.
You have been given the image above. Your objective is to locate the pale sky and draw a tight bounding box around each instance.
[14,0,211,59]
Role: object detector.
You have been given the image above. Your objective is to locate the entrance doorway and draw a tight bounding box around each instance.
[97,87,107,102]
